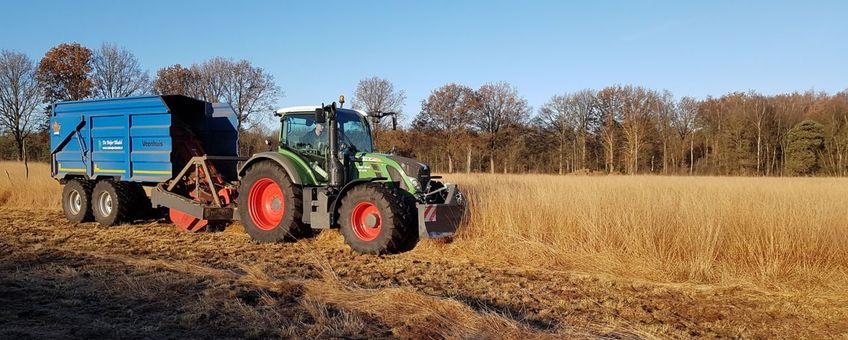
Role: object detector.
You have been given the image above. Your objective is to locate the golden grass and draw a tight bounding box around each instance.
[2,161,846,294]
[439,173,848,293]
[0,161,60,209]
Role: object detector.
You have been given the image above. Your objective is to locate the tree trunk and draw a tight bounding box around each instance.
[756,123,762,175]
[572,138,578,171]
[580,132,587,170]
[489,154,495,174]
[558,138,564,174]
[632,133,640,175]
[689,135,694,175]
[447,153,453,173]
[14,135,24,162]
[466,147,472,174]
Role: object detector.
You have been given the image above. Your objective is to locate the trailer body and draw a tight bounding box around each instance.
[50,95,239,183]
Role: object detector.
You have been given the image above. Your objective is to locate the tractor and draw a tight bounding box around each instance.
[235,98,465,253]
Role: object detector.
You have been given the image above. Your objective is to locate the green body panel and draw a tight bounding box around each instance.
[276,148,321,186]
[273,147,418,194]
[350,152,419,194]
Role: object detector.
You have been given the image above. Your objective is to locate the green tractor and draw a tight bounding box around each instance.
[236,98,465,254]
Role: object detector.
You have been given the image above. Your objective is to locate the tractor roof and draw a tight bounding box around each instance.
[275,106,367,117]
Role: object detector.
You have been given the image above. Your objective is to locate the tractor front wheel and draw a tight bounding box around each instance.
[237,162,311,242]
[339,183,417,255]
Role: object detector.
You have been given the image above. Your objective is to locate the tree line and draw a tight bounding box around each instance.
[1,42,846,176]
[395,83,848,176]
[0,42,280,161]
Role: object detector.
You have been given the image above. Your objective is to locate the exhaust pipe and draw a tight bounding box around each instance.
[317,102,343,188]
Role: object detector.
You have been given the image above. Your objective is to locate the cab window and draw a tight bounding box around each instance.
[283,114,327,156]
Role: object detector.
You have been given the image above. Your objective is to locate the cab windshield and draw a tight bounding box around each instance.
[282,109,373,156]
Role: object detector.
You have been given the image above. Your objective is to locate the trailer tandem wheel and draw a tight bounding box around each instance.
[62,179,94,223]
[91,181,136,226]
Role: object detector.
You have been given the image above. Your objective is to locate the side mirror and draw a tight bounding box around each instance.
[314,108,326,124]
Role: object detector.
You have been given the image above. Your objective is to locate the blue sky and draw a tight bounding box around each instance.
[1,1,846,122]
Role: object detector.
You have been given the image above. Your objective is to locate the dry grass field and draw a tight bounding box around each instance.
[1,160,847,338]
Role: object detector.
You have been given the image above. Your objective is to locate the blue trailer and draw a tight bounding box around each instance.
[51,95,242,228]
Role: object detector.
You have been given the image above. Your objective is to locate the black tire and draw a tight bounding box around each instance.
[62,179,94,223]
[338,183,418,255]
[91,181,134,226]
[237,161,311,242]
[126,183,153,220]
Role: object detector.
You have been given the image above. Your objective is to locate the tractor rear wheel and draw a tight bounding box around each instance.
[92,181,134,226]
[237,162,311,242]
[338,183,417,255]
[62,179,94,223]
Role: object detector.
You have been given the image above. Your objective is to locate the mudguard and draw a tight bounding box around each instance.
[238,152,305,185]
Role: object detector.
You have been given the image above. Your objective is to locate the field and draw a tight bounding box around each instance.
[1,161,847,338]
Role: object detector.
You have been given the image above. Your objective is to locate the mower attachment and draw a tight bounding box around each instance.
[416,184,466,239]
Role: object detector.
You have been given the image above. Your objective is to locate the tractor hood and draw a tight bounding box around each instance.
[354,152,432,194]
[386,155,430,179]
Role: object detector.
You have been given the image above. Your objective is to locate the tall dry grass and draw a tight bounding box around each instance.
[2,161,846,293]
[0,161,61,209]
[438,174,848,293]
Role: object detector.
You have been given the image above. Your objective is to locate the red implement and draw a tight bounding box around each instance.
[169,208,208,232]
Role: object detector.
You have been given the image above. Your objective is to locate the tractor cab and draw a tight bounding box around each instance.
[275,106,372,180]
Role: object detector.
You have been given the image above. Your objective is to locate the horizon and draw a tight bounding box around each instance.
[2,1,846,123]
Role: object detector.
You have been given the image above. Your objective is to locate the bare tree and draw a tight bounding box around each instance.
[618,85,660,174]
[353,77,406,148]
[413,83,477,173]
[655,90,675,173]
[596,87,625,172]
[221,59,281,130]
[154,58,280,130]
[571,89,599,169]
[193,57,230,103]
[0,51,42,160]
[674,97,699,174]
[91,43,151,98]
[538,94,577,174]
[473,82,530,173]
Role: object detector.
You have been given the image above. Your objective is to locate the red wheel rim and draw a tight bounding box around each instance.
[350,201,382,241]
[248,178,285,231]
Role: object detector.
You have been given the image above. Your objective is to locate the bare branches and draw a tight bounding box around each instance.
[353,77,406,129]
[91,43,151,98]
[0,51,42,160]
[222,60,280,130]
[154,58,281,130]
[474,82,531,173]
[413,83,477,172]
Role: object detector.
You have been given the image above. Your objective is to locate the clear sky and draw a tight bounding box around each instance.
[1,0,846,122]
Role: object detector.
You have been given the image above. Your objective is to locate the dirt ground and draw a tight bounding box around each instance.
[1,208,847,339]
